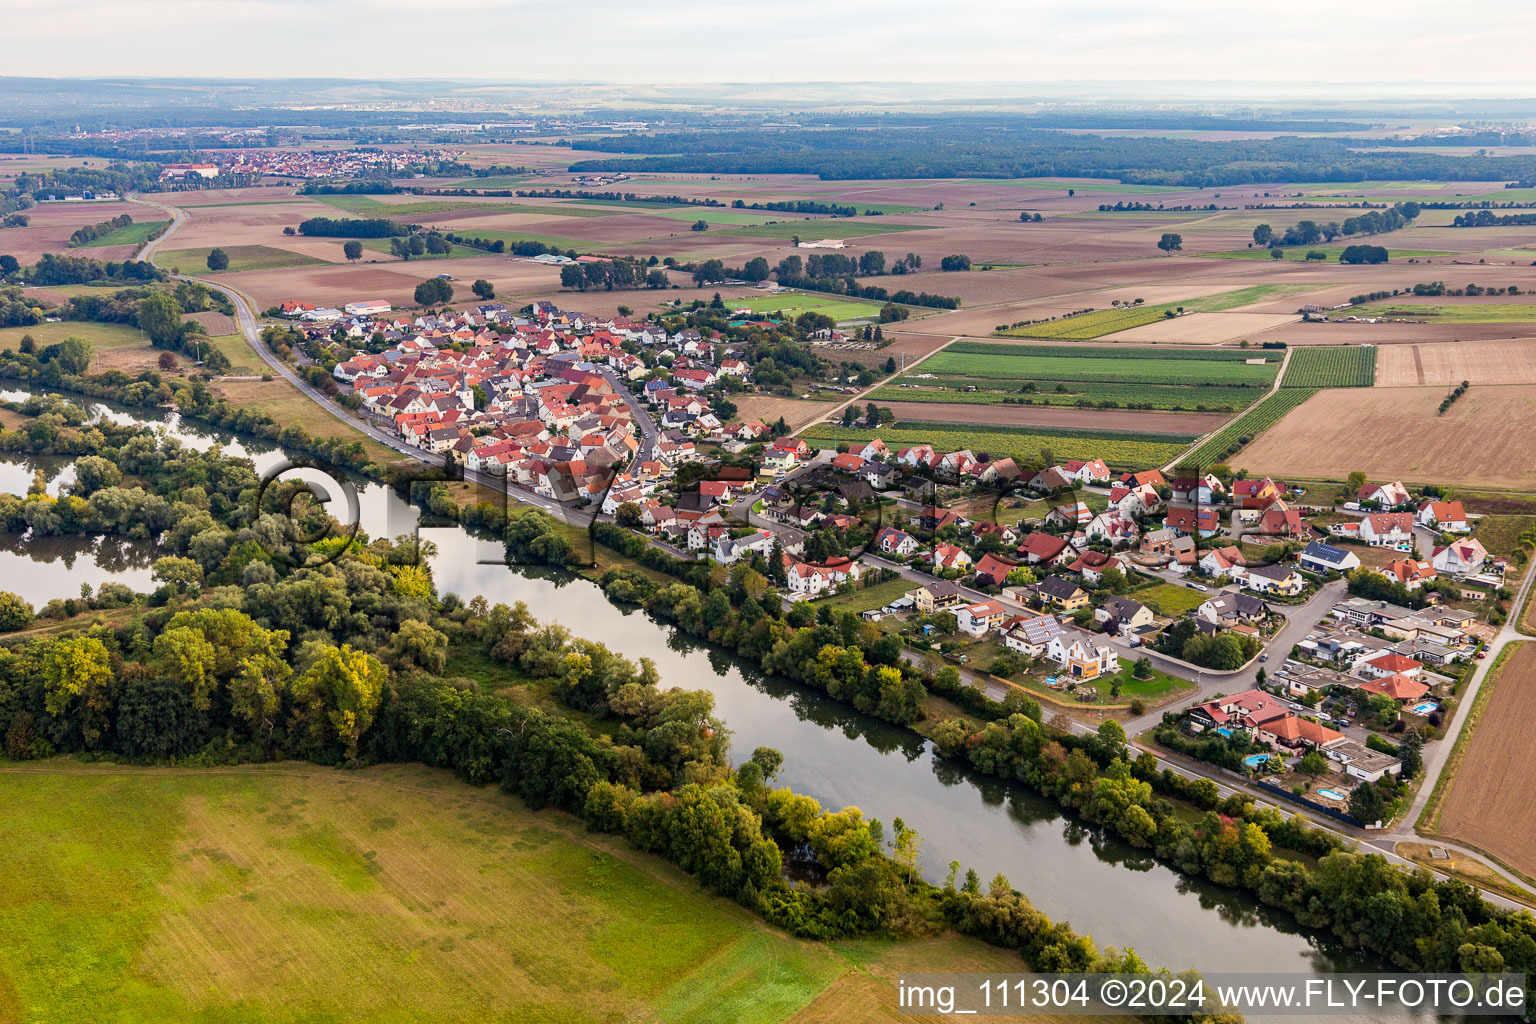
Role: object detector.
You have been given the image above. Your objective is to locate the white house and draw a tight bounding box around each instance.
[1432,538,1488,577]
[956,600,1008,637]
[1046,629,1120,680]
[1358,512,1415,548]
[1416,500,1470,533]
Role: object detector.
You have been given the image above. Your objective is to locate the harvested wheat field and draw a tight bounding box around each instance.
[881,401,1227,434]
[1437,644,1536,881]
[1375,340,1536,386]
[1102,311,1299,345]
[1235,385,1536,490]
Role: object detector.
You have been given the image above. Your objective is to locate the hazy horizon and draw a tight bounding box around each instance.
[8,0,1536,93]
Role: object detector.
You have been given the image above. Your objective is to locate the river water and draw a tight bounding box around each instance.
[5,390,1426,1016]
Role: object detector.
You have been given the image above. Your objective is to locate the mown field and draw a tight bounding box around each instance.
[0,763,863,1024]
[919,343,1279,387]
[75,219,169,248]
[1181,387,1319,466]
[1371,303,1536,324]
[159,244,330,275]
[311,195,503,218]
[803,421,1193,469]
[1280,345,1376,388]
[0,320,147,352]
[871,380,1263,412]
[738,292,889,322]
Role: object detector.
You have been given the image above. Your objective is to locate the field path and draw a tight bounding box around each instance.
[1159,344,1293,471]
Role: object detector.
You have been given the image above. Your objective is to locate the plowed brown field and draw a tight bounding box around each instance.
[1235,385,1536,490]
[1438,644,1536,880]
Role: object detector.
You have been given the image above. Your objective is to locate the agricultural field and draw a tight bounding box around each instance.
[0,763,868,1024]
[1196,245,1453,262]
[74,219,169,249]
[158,244,330,275]
[1099,311,1300,345]
[920,343,1280,387]
[0,320,147,353]
[1235,384,1536,490]
[1435,644,1536,881]
[1369,303,1536,323]
[871,381,1263,412]
[1280,345,1377,388]
[1375,340,1536,387]
[998,285,1313,340]
[802,421,1193,469]
[310,195,502,218]
[1181,387,1319,467]
[718,220,935,240]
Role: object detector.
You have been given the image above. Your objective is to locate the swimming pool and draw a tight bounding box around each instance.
[1409,701,1438,715]
[1318,789,1346,801]
[1242,754,1270,768]
[1214,727,1234,738]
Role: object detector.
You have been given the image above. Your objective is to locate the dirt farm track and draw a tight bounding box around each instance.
[1235,384,1536,490]
[1436,643,1536,881]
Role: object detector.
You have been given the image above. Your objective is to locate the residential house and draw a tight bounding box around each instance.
[1298,541,1360,575]
[1416,500,1470,533]
[1047,629,1120,680]
[1244,562,1304,597]
[1256,500,1304,537]
[1002,614,1065,657]
[973,553,1020,588]
[1028,466,1077,493]
[1046,501,1094,528]
[1067,549,1125,586]
[875,527,920,556]
[1359,652,1424,680]
[1381,558,1436,590]
[956,600,1009,637]
[1358,512,1415,548]
[1097,596,1153,633]
[929,544,972,572]
[1196,592,1270,626]
[1030,575,1090,611]
[1016,532,1072,567]
[1432,538,1488,577]
[908,579,968,614]
[1084,510,1139,546]
[1199,545,1249,580]
[1140,528,1177,557]
[1359,481,1412,507]
[1166,505,1221,538]
[1063,458,1112,485]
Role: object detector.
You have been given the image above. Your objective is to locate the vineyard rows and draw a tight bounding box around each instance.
[1280,345,1377,388]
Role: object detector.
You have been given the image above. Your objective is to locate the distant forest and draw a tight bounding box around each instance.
[565,126,1536,184]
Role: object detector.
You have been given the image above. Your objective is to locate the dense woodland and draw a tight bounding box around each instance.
[566,127,1536,184]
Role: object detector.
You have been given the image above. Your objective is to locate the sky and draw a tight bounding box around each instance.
[9,0,1536,90]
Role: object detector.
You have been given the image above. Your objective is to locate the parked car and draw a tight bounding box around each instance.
[1258,653,1269,662]
[1186,582,1208,592]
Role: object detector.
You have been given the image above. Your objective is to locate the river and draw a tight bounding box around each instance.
[4,389,1425,1017]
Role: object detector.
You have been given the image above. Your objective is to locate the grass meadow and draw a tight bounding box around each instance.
[0,763,854,1024]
